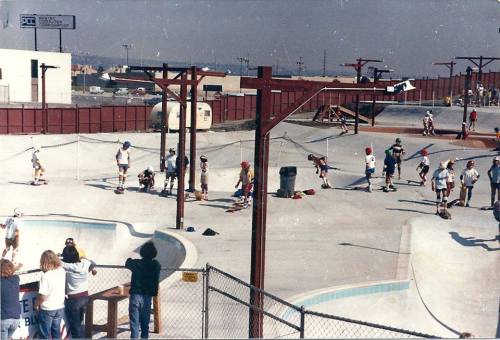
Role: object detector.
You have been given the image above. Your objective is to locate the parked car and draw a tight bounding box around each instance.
[114,88,129,96]
[89,86,104,94]
[133,87,147,95]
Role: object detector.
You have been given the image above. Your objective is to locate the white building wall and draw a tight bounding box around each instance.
[0,48,71,104]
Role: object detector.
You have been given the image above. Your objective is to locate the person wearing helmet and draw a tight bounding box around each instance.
[422,112,430,136]
[1,208,23,263]
[446,159,457,198]
[200,155,209,200]
[382,149,397,192]
[138,166,155,192]
[364,147,376,192]
[116,141,132,191]
[308,154,332,189]
[162,148,177,195]
[235,161,254,208]
[460,160,480,207]
[488,156,500,207]
[31,144,46,185]
[417,149,430,186]
[431,161,450,215]
[389,137,406,179]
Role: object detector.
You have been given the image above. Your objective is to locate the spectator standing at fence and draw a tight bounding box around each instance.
[1,259,22,340]
[35,250,66,339]
[31,144,46,185]
[125,241,161,339]
[469,109,478,131]
[460,160,480,207]
[116,141,132,191]
[488,157,500,208]
[364,147,376,193]
[61,245,96,339]
[162,148,177,195]
[200,155,209,200]
[1,208,23,263]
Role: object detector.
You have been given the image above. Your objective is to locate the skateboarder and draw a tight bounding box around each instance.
[431,161,450,215]
[417,149,430,186]
[460,160,480,207]
[235,161,254,208]
[422,112,430,136]
[427,111,436,136]
[116,141,131,192]
[200,155,209,200]
[382,150,397,192]
[1,208,23,263]
[307,154,332,188]
[365,147,376,192]
[389,137,405,179]
[487,156,500,207]
[162,148,177,195]
[138,166,155,192]
[340,113,349,134]
[446,159,456,197]
[31,144,46,185]
[469,109,477,131]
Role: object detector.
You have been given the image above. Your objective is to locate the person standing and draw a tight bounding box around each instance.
[1,208,23,263]
[125,241,161,339]
[163,148,177,195]
[487,156,500,208]
[235,161,254,208]
[382,150,397,192]
[427,111,436,136]
[431,161,450,215]
[340,113,349,135]
[116,141,132,191]
[417,149,430,186]
[200,155,209,200]
[1,259,22,340]
[31,144,46,185]
[307,154,332,189]
[446,159,456,198]
[390,137,406,179]
[469,109,477,131]
[460,160,480,207]
[61,245,96,339]
[364,147,376,192]
[35,250,66,339]
[422,112,430,136]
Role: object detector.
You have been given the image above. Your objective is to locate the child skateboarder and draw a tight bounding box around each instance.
[340,113,349,135]
[1,208,23,263]
[417,149,430,186]
[200,155,209,200]
[382,150,397,192]
[469,109,477,131]
[138,166,155,192]
[235,161,254,208]
[460,160,480,207]
[116,141,131,192]
[162,148,177,195]
[389,137,405,179]
[307,154,332,189]
[431,161,450,216]
[31,145,46,185]
[427,111,436,136]
[488,156,500,208]
[422,112,430,136]
[365,147,376,192]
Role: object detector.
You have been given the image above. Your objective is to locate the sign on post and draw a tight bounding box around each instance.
[20,14,76,29]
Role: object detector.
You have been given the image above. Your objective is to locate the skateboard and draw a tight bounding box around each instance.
[480,206,493,211]
[31,179,48,185]
[438,209,452,220]
[381,186,397,192]
[407,180,422,185]
[226,201,248,213]
[114,187,125,194]
[458,185,467,206]
[321,184,333,189]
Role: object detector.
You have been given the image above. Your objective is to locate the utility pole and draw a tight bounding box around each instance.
[455,56,500,84]
[340,58,382,134]
[237,56,249,76]
[297,56,305,76]
[246,53,250,76]
[122,44,133,66]
[40,63,59,134]
[322,49,327,77]
[369,67,392,127]
[463,66,473,125]
[433,60,456,106]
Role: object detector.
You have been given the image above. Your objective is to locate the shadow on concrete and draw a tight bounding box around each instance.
[7,181,35,186]
[338,242,410,255]
[85,182,114,191]
[199,203,232,210]
[394,181,422,187]
[305,132,356,144]
[386,208,436,215]
[449,232,499,252]
[26,213,153,238]
[208,198,237,203]
[398,199,435,206]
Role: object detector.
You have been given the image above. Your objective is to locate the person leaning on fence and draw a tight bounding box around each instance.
[35,250,66,340]
[125,241,161,339]
[1,259,22,340]
[61,245,97,339]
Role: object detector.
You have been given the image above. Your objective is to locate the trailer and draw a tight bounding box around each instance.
[150,101,212,130]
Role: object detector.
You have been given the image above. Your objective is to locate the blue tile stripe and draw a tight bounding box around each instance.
[24,220,116,230]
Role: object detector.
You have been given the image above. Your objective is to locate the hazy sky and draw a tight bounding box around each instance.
[1,0,499,77]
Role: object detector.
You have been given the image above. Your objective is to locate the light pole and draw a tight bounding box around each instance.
[82,53,89,93]
[40,63,59,134]
[122,44,133,66]
[369,66,392,127]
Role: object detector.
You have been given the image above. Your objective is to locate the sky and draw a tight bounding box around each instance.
[0,0,499,77]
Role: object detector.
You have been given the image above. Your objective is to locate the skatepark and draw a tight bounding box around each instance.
[1,104,499,338]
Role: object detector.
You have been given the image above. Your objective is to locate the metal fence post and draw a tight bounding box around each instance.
[300,306,305,338]
[203,264,210,338]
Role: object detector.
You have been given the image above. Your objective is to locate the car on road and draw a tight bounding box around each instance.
[89,86,104,94]
[114,88,129,96]
[133,87,147,95]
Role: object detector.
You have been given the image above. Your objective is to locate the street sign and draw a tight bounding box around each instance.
[20,14,76,29]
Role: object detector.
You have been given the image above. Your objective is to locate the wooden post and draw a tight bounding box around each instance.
[153,294,161,333]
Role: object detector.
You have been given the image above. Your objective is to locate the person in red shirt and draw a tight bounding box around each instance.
[469,109,477,131]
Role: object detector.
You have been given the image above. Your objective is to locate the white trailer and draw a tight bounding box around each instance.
[150,101,212,130]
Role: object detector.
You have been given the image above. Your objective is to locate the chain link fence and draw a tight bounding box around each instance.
[18,264,437,339]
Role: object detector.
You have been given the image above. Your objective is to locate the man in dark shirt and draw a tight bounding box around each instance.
[125,241,161,339]
[383,149,397,192]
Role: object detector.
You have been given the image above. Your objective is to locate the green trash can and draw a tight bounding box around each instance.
[279,166,297,198]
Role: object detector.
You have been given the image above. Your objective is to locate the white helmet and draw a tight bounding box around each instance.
[147,166,154,172]
[13,208,23,217]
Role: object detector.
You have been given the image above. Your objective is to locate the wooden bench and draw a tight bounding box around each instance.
[85,285,161,338]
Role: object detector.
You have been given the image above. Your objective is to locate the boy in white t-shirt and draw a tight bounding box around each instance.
[162,148,177,195]
[364,147,376,192]
[31,145,46,185]
[116,141,131,191]
[431,161,450,215]
[460,160,480,207]
[1,208,23,263]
